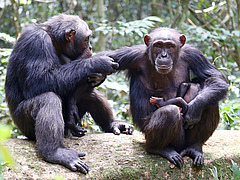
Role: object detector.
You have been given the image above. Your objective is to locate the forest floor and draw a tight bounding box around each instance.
[1,130,240,180]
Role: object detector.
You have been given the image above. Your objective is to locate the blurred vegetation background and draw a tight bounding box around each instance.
[0,0,239,135]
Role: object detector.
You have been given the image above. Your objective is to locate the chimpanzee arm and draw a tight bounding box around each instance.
[99,45,147,71]
[182,45,229,129]
[129,78,154,129]
[21,56,117,99]
[10,28,118,100]
[150,96,188,114]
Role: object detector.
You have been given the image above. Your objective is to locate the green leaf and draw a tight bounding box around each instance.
[95,26,107,32]
[0,126,11,140]
[209,166,219,180]
[143,16,164,22]
[225,113,234,124]
[230,160,240,179]
[0,144,15,167]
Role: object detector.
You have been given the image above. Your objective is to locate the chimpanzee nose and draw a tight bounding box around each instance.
[162,51,167,57]
[89,45,92,51]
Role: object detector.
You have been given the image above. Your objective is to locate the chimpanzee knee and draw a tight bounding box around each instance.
[144,105,183,149]
[14,92,63,142]
[144,105,182,130]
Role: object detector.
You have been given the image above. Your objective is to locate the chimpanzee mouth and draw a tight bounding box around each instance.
[155,64,173,74]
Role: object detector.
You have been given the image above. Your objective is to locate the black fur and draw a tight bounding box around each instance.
[5,14,133,174]
[100,27,229,167]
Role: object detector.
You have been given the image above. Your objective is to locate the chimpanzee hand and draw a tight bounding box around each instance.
[88,73,106,87]
[111,121,134,135]
[91,55,119,75]
[183,103,202,129]
[150,96,164,108]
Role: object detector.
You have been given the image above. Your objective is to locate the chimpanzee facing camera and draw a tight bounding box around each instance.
[101,27,228,167]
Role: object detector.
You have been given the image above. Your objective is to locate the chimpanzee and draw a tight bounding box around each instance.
[5,14,133,174]
[150,82,200,114]
[100,27,228,167]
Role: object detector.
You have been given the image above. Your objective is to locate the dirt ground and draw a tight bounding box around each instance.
[1,130,240,180]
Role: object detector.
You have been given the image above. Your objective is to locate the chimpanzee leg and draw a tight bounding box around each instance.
[177,82,190,97]
[64,96,87,137]
[77,89,114,132]
[181,105,220,166]
[143,105,185,167]
[13,92,89,173]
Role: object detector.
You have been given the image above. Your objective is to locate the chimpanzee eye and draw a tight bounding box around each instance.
[85,36,90,44]
[154,43,163,48]
[166,43,175,49]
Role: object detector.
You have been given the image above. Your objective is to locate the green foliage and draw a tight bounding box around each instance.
[0,48,11,125]
[209,166,223,180]
[0,47,12,124]
[230,160,240,180]
[54,175,64,180]
[0,33,15,45]
[98,73,131,122]
[209,160,240,180]
[220,100,240,130]
[0,125,15,179]
[183,25,240,129]
[96,16,163,36]
[94,16,163,49]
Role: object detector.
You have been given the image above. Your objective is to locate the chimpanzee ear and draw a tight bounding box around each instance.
[65,29,76,42]
[144,35,151,46]
[179,34,186,47]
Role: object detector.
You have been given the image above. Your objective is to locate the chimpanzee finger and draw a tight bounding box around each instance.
[112,126,121,135]
[78,152,86,157]
[105,62,119,75]
[183,119,193,129]
[79,127,87,133]
[88,73,105,82]
[183,122,189,129]
[128,126,134,135]
[171,155,183,167]
[88,73,106,87]
[111,62,119,70]
[188,124,194,129]
[125,124,134,135]
[74,160,89,174]
[193,154,204,166]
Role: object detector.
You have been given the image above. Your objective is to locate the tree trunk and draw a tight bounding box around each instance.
[96,0,106,52]
[179,0,190,29]
[10,0,21,37]
[236,0,240,30]
[232,0,240,69]
[151,0,158,16]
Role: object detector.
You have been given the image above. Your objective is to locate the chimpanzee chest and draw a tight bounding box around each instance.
[141,64,190,100]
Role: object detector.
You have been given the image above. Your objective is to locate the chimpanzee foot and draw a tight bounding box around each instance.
[111,121,134,135]
[71,127,87,137]
[42,148,89,174]
[146,147,184,167]
[180,148,204,166]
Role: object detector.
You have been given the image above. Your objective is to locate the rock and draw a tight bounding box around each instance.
[1,130,240,179]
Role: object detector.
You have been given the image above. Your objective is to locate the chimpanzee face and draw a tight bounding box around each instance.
[151,39,178,74]
[80,34,92,58]
[46,14,93,60]
[144,28,186,74]
[65,20,93,60]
